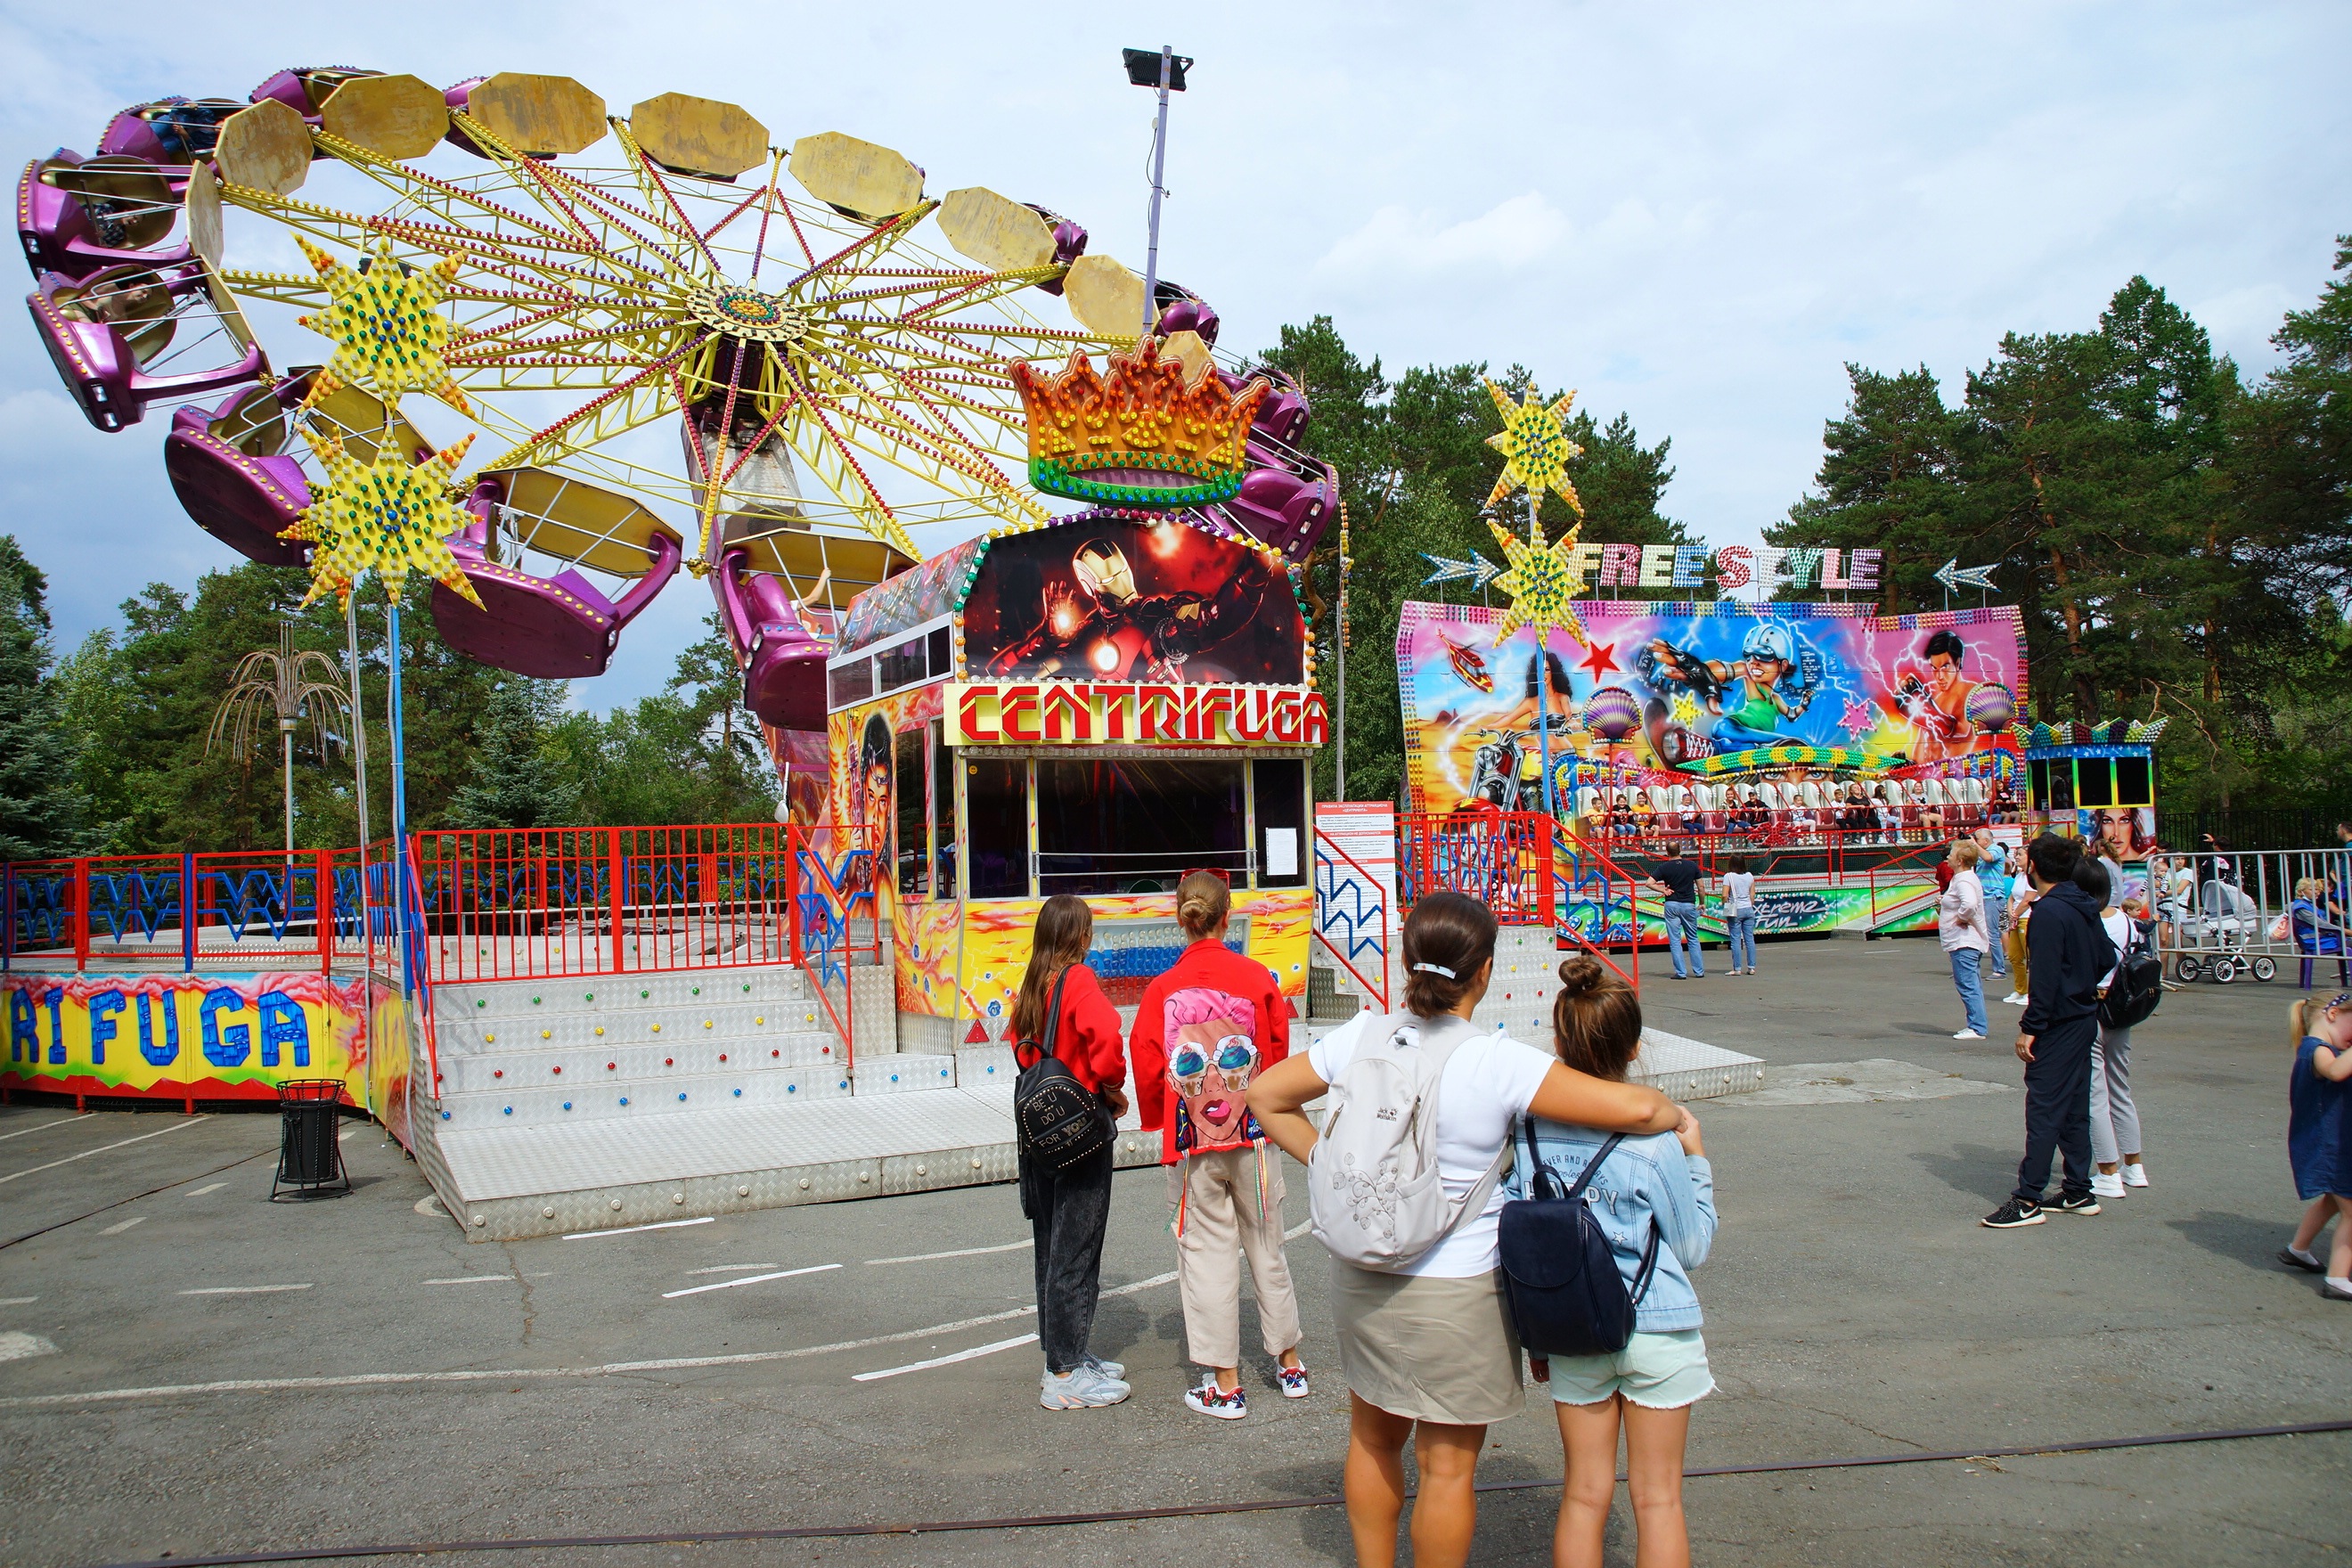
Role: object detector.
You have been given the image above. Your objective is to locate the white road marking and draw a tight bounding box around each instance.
[185,1183,226,1197]
[0,1115,92,1143]
[562,1217,714,1240]
[0,1296,37,1306]
[0,1116,208,1186]
[853,1333,1038,1382]
[845,1270,1179,1382]
[2,1270,1188,1409]
[412,1194,448,1217]
[97,1217,145,1236]
[0,1332,59,1362]
[686,1263,783,1276]
[422,1274,551,1286]
[176,1283,313,1296]
[865,1238,1031,1266]
[338,1128,357,1141]
[662,1263,840,1299]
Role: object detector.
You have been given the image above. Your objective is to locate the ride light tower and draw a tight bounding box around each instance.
[1123,45,1192,335]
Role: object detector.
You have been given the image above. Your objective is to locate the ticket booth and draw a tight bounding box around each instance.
[824,507,1328,1049]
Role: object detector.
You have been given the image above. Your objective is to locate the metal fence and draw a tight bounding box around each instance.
[3,848,393,973]
[2148,846,2352,988]
[1396,812,1646,992]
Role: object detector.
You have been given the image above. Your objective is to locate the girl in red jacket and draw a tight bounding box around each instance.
[1012,894,1133,1409]
[1131,871,1307,1420]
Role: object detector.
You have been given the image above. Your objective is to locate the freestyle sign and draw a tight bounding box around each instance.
[1568,544,1881,593]
[948,681,1330,747]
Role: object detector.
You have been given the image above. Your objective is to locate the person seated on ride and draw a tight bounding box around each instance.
[2292,878,2351,991]
[1630,795,1657,838]
[1874,791,1905,843]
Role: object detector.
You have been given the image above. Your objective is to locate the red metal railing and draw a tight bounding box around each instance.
[1396,812,1644,994]
[783,823,882,1074]
[3,847,380,974]
[406,824,796,985]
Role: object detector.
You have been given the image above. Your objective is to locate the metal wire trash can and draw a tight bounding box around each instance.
[271,1080,352,1201]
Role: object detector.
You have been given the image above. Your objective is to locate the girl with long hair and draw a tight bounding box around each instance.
[1130,870,1307,1420]
[1515,955,1716,1568]
[1246,893,1685,1568]
[1012,894,1133,1409]
[2280,993,2352,1299]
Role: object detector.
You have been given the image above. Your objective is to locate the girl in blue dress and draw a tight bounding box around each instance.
[2281,992,2352,1300]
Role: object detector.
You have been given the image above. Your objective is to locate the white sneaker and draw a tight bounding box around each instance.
[2092,1172,2127,1199]
[1041,1364,1131,1409]
[1953,1030,1986,1040]
[2121,1163,2149,1188]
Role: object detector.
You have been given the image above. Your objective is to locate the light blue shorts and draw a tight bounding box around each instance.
[1543,1328,1714,1410]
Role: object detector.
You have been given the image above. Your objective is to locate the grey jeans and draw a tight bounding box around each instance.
[2090,1023,2142,1164]
[1025,1140,1115,1375]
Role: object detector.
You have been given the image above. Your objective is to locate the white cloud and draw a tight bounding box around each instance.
[1316,192,1571,277]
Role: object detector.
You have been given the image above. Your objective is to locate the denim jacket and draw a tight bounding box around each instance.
[1504,1118,1715,1333]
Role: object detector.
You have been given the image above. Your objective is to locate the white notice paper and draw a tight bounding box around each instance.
[1266,828,1298,878]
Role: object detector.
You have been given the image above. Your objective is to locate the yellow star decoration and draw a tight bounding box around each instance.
[1483,380,1584,521]
[281,428,484,610]
[1670,691,1702,725]
[294,236,470,416]
[1487,517,1588,646]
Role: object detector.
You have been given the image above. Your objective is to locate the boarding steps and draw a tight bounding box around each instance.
[411,966,1161,1243]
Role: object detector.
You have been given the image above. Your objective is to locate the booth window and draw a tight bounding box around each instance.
[829,657,873,709]
[967,759,1029,899]
[2114,755,2152,806]
[894,730,928,898]
[932,722,957,898]
[1036,759,1245,895]
[878,639,927,694]
[2027,758,2050,807]
[2076,758,2114,809]
[2048,760,2076,811]
[1253,758,1307,888]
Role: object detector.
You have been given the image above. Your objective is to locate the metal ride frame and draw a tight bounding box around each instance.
[216,118,1119,571]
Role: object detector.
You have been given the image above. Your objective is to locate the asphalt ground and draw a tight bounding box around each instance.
[1,933,2346,1568]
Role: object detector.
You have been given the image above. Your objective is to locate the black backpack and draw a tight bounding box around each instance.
[2100,919,2163,1029]
[1013,971,1114,1173]
[1499,1127,1662,1358]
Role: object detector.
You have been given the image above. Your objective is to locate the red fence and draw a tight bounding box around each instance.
[1397,812,1645,993]
[4,847,388,974]
[407,824,796,985]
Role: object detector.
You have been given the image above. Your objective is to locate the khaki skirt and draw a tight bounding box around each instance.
[1330,1261,1523,1426]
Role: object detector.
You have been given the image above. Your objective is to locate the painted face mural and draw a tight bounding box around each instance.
[1164,985,1262,1154]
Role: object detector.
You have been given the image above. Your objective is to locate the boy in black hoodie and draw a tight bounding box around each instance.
[1984,833,2119,1229]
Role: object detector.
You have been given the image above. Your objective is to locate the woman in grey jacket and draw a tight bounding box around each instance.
[1507,955,1717,1568]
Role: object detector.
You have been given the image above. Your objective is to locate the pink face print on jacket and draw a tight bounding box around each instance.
[1164,985,1262,1152]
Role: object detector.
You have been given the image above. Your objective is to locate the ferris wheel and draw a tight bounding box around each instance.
[20,67,1225,724]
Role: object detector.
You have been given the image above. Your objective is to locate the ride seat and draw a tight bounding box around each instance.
[431,477,682,680]
[28,262,264,431]
[714,546,836,731]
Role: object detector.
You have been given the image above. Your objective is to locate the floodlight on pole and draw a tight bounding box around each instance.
[1124,45,1192,335]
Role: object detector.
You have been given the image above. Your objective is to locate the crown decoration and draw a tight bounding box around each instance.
[1010,337,1266,509]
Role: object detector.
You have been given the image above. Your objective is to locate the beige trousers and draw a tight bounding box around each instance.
[1171,1145,1303,1368]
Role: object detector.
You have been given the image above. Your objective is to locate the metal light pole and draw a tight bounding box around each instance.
[1527,490,1558,824]
[386,600,412,998]
[1123,45,1192,335]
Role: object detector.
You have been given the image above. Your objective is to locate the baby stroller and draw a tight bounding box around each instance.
[2169,879,2276,984]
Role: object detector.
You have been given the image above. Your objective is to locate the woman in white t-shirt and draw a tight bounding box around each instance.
[1722,856,1759,976]
[1248,892,1683,1568]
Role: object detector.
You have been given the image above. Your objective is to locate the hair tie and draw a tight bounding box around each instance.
[1411,962,1457,979]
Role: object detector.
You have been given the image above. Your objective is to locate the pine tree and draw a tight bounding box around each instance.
[0,535,98,860]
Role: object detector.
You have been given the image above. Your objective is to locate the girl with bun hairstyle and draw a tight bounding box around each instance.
[1247,893,1685,1568]
[1130,870,1307,1420]
[1508,954,1716,1568]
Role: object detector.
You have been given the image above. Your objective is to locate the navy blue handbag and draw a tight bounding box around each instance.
[1499,1124,1662,1358]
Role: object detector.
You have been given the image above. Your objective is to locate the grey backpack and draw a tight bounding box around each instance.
[1309,1012,1509,1271]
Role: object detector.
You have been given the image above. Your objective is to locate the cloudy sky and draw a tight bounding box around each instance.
[4,1,2345,707]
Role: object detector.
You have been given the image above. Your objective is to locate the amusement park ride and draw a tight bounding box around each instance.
[3,63,1367,1235]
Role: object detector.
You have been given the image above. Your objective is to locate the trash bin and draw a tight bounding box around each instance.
[272,1080,351,1200]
